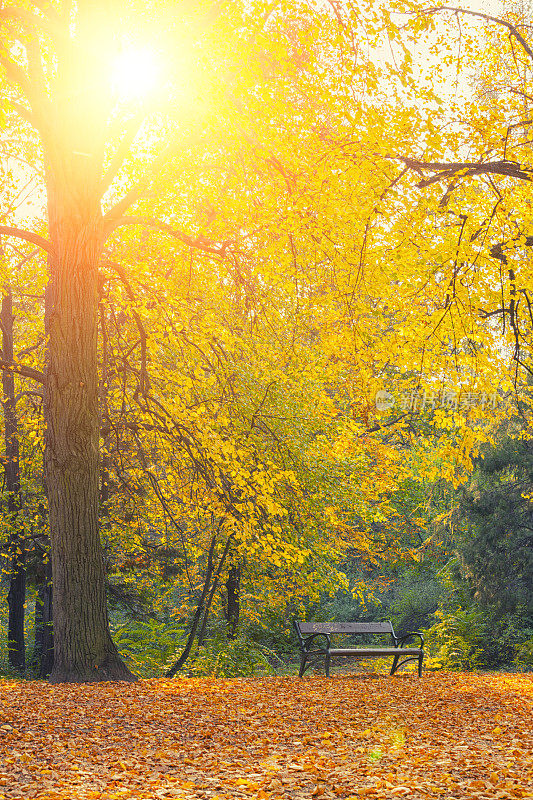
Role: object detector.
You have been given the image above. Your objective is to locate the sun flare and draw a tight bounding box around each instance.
[111,48,160,101]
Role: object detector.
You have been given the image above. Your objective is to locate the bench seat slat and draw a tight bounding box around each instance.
[298,622,392,635]
[328,647,422,656]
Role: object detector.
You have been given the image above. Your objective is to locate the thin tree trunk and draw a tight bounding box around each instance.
[196,573,221,647]
[34,541,54,678]
[166,535,217,677]
[225,564,241,639]
[197,538,234,646]
[167,534,234,673]
[1,288,25,672]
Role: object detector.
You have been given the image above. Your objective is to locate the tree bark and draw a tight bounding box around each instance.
[33,5,137,680]
[0,1,156,682]
[44,172,135,682]
[2,289,25,672]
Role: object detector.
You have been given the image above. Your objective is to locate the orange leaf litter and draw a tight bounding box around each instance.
[0,673,531,799]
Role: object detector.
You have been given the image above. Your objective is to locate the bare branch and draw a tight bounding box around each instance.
[104,215,230,257]
[399,157,533,185]
[105,262,150,396]
[250,381,276,432]
[17,336,45,359]
[11,248,41,272]
[0,226,54,256]
[15,389,43,402]
[0,357,45,384]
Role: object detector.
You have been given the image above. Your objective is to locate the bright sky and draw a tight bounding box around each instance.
[2,0,523,233]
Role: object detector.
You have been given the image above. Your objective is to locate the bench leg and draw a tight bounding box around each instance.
[325,652,331,678]
[299,654,307,678]
[390,653,400,675]
[418,654,423,677]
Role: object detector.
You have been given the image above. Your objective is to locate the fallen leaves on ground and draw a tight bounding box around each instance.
[0,672,531,799]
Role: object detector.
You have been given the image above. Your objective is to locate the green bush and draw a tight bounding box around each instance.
[426,606,532,670]
[111,618,186,678]
[185,634,279,678]
[513,637,533,671]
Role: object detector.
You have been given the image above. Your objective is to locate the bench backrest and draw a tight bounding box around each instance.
[295,621,393,636]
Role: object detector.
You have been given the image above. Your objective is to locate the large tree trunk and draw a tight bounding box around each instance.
[44,182,135,683]
[39,1,136,682]
[0,0,137,682]
[2,289,25,672]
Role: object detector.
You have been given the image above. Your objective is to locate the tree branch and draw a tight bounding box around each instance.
[25,34,47,101]
[420,6,533,61]
[0,5,65,42]
[29,0,62,21]
[104,216,230,257]
[1,97,36,126]
[0,357,45,385]
[165,533,218,678]
[0,53,32,97]
[101,109,154,194]
[105,262,151,396]
[15,389,43,403]
[18,336,45,359]
[0,227,54,256]
[399,157,533,185]
[102,139,179,222]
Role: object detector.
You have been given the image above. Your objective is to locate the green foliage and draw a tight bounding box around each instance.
[415,423,533,672]
[110,615,281,678]
[243,610,301,660]
[185,634,279,678]
[426,606,532,671]
[458,434,533,616]
[513,637,533,672]
[388,574,443,635]
[322,564,444,636]
[111,619,186,678]
[321,593,380,625]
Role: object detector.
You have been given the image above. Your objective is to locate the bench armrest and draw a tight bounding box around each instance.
[395,631,424,648]
[302,632,331,652]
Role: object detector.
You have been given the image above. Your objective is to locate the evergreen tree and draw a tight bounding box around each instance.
[459,429,533,617]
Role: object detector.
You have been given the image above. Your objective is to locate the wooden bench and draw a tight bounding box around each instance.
[293,621,424,677]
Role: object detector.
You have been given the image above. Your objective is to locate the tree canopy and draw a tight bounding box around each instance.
[1,0,533,680]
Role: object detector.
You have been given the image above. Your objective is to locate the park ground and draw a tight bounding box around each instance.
[0,673,531,800]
